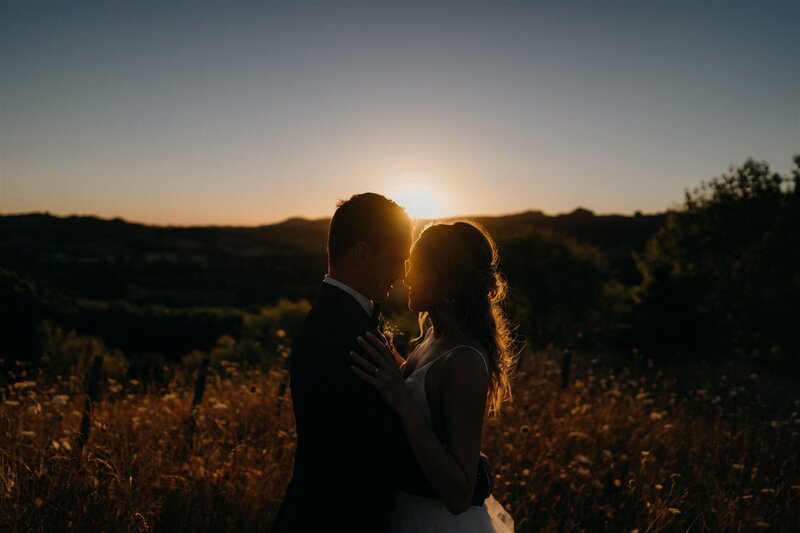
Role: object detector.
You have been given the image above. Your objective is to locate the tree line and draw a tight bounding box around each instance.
[1,156,797,379]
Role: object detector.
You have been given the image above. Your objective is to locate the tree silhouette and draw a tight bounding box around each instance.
[633,156,799,366]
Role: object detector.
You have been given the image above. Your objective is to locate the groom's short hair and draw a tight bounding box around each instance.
[328,193,411,264]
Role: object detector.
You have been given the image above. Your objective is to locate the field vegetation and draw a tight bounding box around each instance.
[2,348,797,532]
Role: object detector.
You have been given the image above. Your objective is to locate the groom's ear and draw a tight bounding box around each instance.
[353,241,370,266]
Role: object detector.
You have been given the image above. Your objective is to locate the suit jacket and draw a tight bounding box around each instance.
[272,282,431,533]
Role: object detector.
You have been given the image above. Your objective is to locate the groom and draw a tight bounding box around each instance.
[272,193,428,532]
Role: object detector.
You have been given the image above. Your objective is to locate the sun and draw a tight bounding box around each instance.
[388,183,449,220]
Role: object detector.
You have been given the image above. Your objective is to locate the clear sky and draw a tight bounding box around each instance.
[1,1,798,225]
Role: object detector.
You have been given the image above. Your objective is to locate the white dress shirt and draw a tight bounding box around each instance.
[322,275,373,318]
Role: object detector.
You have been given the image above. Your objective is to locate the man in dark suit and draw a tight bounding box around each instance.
[272,193,422,532]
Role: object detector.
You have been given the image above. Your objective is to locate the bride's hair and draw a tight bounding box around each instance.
[412,220,517,415]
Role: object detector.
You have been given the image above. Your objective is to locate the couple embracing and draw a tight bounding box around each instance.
[273,193,515,532]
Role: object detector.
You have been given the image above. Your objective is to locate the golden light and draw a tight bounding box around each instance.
[387,183,449,220]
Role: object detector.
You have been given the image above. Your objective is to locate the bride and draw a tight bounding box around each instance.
[351,220,516,532]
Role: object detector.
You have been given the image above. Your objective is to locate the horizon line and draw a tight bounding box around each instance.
[0,206,669,229]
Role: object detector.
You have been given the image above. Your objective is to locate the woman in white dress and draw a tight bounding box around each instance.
[351,220,516,532]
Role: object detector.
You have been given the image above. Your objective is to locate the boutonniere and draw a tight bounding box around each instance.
[379,321,406,368]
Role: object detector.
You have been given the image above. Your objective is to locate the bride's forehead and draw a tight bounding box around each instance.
[408,246,432,266]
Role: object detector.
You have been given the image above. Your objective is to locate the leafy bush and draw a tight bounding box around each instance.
[633,156,799,366]
[37,321,129,381]
[500,229,629,350]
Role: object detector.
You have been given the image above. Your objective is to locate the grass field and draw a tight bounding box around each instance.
[2,348,798,532]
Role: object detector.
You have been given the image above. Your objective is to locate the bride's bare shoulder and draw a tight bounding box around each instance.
[435,343,489,389]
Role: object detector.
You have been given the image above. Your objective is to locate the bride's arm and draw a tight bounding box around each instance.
[351,334,488,514]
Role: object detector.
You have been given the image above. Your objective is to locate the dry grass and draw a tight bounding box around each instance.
[1,349,798,532]
[485,353,799,531]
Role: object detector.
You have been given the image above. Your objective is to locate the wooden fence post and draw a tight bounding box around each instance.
[274,351,291,418]
[561,349,572,389]
[631,347,642,374]
[192,356,210,408]
[76,355,104,454]
[182,356,210,458]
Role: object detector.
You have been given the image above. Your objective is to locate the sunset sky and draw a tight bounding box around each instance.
[1,1,798,225]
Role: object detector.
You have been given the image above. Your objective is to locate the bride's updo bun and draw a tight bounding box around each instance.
[413,220,517,415]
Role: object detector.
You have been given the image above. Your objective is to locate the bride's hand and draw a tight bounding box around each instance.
[350,332,412,414]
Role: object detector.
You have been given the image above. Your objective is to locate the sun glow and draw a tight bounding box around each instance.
[388,183,449,220]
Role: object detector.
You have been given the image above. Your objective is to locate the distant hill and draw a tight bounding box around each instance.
[0,209,664,307]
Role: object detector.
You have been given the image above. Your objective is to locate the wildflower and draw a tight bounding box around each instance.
[732,463,744,470]
[760,488,776,495]
[668,508,681,515]
[613,479,622,488]
[13,381,37,390]
[655,483,663,490]
[213,403,229,410]
[575,454,592,465]
[567,431,589,441]
[640,450,650,457]
[52,394,69,406]
[649,411,663,420]
[522,469,530,477]
[21,430,36,438]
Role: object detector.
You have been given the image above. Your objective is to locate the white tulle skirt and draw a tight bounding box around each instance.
[389,491,514,532]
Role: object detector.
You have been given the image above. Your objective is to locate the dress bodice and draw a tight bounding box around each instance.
[392,345,515,532]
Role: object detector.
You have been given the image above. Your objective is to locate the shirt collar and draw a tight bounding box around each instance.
[323,275,373,317]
